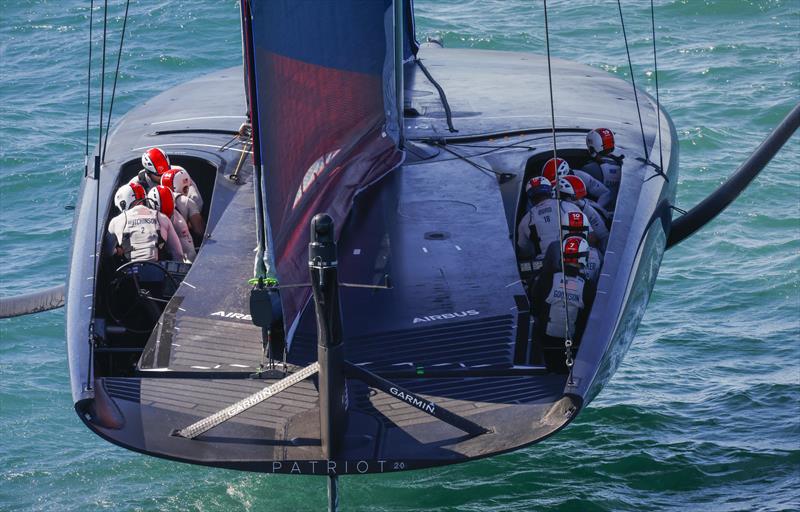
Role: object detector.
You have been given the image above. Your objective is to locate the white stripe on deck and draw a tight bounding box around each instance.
[151,115,246,125]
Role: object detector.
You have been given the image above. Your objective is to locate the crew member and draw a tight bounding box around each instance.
[161,167,205,241]
[517,177,581,260]
[557,176,609,252]
[108,183,185,263]
[581,128,623,205]
[169,165,204,213]
[131,147,171,192]
[541,211,603,286]
[148,185,196,263]
[542,157,613,211]
[533,236,596,373]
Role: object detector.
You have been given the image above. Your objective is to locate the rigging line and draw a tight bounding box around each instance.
[650,0,665,174]
[616,0,650,163]
[101,0,130,161]
[444,141,536,151]
[542,0,574,378]
[97,0,108,160]
[84,0,95,176]
[416,135,541,165]
[87,0,109,393]
[83,0,97,392]
[415,58,458,133]
[435,144,502,178]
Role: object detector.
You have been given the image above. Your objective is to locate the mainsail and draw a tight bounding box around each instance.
[244,0,408,339]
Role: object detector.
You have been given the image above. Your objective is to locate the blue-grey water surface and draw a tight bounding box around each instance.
[1,1,798,510]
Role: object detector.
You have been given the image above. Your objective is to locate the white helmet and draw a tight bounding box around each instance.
[587,128,615,157]
[561,210,591,238]
[114,182,145,212]
[160,167,192,195]
[141,147,171,175]
[147,185,175,218]
[562,236,589,268]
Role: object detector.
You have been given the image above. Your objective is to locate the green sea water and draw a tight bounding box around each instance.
[1,1,798,510]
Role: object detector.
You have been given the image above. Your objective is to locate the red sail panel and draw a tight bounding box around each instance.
[247,0,403,338]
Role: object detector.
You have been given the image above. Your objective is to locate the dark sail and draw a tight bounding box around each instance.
[246,0,404,339]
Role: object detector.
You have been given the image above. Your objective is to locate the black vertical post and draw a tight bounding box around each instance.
[309,213,347,460]
[327,474,339,512]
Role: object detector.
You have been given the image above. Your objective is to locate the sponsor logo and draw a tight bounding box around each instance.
[389,387,435,414]
[412,309,478,324]
[210,311,252,321]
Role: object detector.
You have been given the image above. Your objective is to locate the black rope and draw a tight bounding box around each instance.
[542,1,559,165]
[415,59,458,133]
[101,0,131,161]
[83,0,97,392]
[97,0,108,161]
[84,0,95,177]
[87,0,109,391]
[616,0,650,162]
[542,0,575,381]
[650,0,665,174]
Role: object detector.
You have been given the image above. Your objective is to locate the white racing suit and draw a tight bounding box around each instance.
[542,241,604,286]
[517,199,582,260]
[572,169,613,211]
[170,210,196,263]
[574,199,610,252]
[108,205,185,262]
[581,155,622,205]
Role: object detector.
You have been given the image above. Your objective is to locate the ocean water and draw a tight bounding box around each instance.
[1,1,798,511]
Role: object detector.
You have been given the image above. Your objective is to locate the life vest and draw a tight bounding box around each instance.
[597,156,622,196]
[544,272,585,338]
[528,199,580,257]
[113,205,164,262]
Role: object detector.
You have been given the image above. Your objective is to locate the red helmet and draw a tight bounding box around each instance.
[542,157,570,184]
[142,147,171,175]
[563,236,589,267]
[561,210,591,237]
[587,128,615,157]
[148,185,175,218]
[161,167,192,195]
[114,182,145,212]
[563,175,587,201]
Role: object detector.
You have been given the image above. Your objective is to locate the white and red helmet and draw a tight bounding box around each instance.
[556,177,580,200]
[542,157,571,183]
[587,128,615,157]
[161,167,192,195]
[141,147,171,176]
[525,176,553,198]
[561,210,591,238]
[562,175,587,201]
[114,182,145,212]
[562,236,590,268]
[147,185,175,218]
